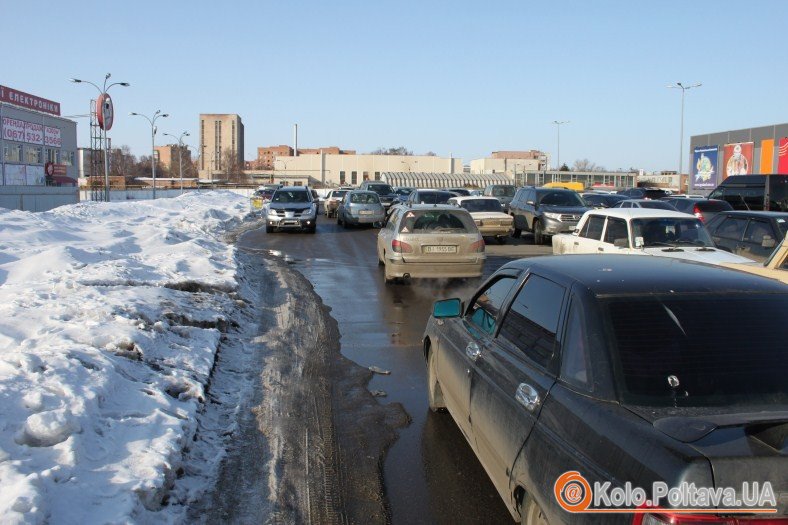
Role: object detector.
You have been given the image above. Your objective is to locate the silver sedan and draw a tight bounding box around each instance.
[337,190,386,228]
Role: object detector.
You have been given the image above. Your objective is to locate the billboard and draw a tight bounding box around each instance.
[779,138,788,174]
[0,85,61,116]
[692,146,719,189]
[723,142,754,178]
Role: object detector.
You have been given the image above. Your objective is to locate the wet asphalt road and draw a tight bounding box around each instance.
[239,214,552,524]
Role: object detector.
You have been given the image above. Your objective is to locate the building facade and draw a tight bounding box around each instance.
[470,150,549,177]
[688,123,788,193]
[253,145,355,170]
[198,114,244,179]
[154,144,191,171]
[263,153,463,187]
[1,85,78,187]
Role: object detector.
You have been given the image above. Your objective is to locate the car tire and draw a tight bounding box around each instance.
[497,235,507,245]
[426,347,446,412]
[512,227,521,238]
[307,225,316,234]
[521,495,548,525]
[265,225,274,234]
[533,220,544,245]
[378,249,385,266]
[337,214,343,226]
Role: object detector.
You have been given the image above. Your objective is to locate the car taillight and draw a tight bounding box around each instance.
[693,204,704,221]
[470,239,485,253]
[634,512,787,525]
[392,239,413,253]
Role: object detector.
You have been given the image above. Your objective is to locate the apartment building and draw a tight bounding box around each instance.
[198,114,244,179]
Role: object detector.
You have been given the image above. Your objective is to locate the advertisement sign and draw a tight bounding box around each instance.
[26,165,45,185]
[24,122,44,145]
[723,142,754,179]
[3,164,27,185]
[2,117,26,142]
[97,93,114,131]
[53,165,68,176]
[778,138,788,174]
[692,146,719,189]
[44,126,62,148]
[0,85,61,116]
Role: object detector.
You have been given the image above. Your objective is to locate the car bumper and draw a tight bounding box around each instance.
[346,213,385,224]
[385,257,485,279]
[477,225,513,237]
[542,218,579,235]
[267,216,316,230]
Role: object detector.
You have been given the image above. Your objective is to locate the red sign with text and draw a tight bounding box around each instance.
[0,85,61,116]
[778,138,788,174]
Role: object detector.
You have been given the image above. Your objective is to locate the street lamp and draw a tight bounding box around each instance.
[130,110,169,199]
[69,74,130,202]
[553,120,569,170]
[163,131,190,194]
[667,82,702,175]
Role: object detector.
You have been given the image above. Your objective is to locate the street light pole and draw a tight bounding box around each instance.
[164,131,190,194]
[130,110,169,199]
[553,120,569,170]
[69,74,130,202]
[667,82,702,175]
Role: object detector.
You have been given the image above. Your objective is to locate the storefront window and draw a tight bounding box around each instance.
[25,146,42,164]
[62,151,74,166]
[4,143,22,162]
[46,148,60,163]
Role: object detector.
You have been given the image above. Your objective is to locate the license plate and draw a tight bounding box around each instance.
[359,210,374,215]
[424,245,457,254]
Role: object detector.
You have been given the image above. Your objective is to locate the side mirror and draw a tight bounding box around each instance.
[762,236,776,249]
[613,238,629,248]
[526,200,535,206]
[433,298,461,319]
[634,236,645,248]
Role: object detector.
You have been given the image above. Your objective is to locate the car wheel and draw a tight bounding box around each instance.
[512,228,521,238]
[427,347,446,412]
[308,225,316,234]
[337,214,343,226]
[265,225,274,234]
[533,220,544,245]
[497,235,507,245]
[521,495,549,525]
[378,249,385,266]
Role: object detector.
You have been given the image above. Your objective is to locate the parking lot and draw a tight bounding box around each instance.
[240,214,551,523]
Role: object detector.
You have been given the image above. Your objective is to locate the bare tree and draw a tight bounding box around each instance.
[424,151,437,156]
[572,159,607,172]
[369,146,413,156]
[221,148,246,183]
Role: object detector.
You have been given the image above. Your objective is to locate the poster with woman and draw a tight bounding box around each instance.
[723,142,754,178]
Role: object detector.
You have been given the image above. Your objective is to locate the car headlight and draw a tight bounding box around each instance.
[543,212,563,220]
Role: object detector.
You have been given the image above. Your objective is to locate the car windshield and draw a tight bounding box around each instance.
[366,184,394,195]
[350,192,380,204]
[331,190,348,199]
[491,186,515,197]
[272,190,310,203]
[604,293,788,407]
[459,199,503,213]
[631,217,714,247]
[538,191,584,207]
[414,192,451,204]
[395,188,413,196]
[398,210,475,233]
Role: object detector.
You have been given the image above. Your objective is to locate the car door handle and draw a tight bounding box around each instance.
[465,342,481,361]
[515,383,540,412]
[573,241,579,246]
[597,247,604,252]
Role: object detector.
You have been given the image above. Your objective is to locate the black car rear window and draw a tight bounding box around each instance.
[459,199,503,213]
[366,184,394,195]
[695,200,732,212]
[398,210,475,233]
[414,192,452,204]
[604,294,788,407]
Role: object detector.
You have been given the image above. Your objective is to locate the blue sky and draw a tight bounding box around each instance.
[4,0,786,172]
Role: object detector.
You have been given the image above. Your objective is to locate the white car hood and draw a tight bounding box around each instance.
[470,212,512,221]
[642,247,754,265]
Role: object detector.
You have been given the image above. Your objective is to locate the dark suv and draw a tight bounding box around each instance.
[264,186,318,233]
[617,187,672,199]
[358,181,398,209]
[509,187,590,244]
[708,174,788,212]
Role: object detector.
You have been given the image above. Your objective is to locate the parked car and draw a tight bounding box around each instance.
[707,174,788,212]
[509,187,590,244]
[723,232,788,284]
[552,208,754,265]
[662,197,733,223]
[377,205,484,283]
[445,187,472,196]
[423,254,788,523]
[358,181,399,209]
[581,192,627,209]
[324,189,349,218]
[612,199,678,210]
[404,189,454,206]
[336,190,386,228]
[483,184,517,211]
[617,187,673,199]
[704,210,788,262]
[264,186,318,233]
[448,196,513,244]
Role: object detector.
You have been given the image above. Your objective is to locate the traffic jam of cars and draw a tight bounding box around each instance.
[254,175,788,524]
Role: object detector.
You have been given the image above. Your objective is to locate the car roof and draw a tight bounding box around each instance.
[347,189,377,194]
[535,187,575,193]
[449,196,501,203]
[415,189,452,193]
[712,210,788,218]
[501,255,788,297]
[583,208,693,219]
[394,203,468,212]
[275,186,309,191]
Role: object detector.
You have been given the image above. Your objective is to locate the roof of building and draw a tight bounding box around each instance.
[382,172,511,188]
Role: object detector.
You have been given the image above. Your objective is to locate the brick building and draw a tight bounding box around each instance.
[254,145,355,170]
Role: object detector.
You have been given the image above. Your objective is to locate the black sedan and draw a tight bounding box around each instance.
[705,210,788,262]
[423,255,787,524]
[581,193,627,209]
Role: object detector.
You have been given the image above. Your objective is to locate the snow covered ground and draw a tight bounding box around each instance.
[0,192,256,524]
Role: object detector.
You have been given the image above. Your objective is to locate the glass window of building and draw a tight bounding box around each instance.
[25,146,43,164]
[4,143,23,162]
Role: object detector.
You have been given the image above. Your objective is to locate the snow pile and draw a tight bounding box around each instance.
[0,192,250,523]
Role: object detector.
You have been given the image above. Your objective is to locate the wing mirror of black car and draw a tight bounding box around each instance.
[433,298,461,318]
[761,235,776,249]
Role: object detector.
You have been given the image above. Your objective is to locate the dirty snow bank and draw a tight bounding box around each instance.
[0,192,253,523]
